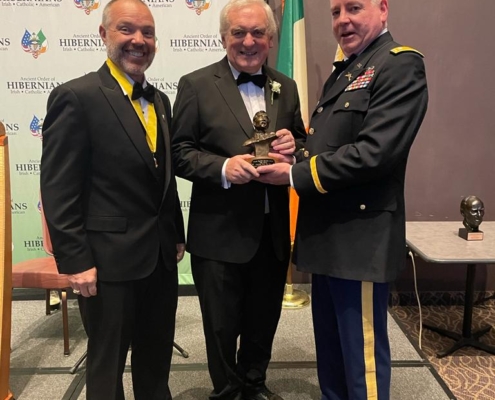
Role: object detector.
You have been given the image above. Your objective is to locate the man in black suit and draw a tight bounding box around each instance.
[171,1,306,399]
[40,0,184,398]
[258,0,428,398]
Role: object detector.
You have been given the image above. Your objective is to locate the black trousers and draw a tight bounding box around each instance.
[78,258,178,400]
[191,217,288,400]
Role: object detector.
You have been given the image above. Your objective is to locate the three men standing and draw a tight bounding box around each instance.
[40,0,428,399]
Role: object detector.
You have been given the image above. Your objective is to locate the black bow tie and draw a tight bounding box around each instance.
[131,82,155,103]
[236,72,267,88]
[332,54,357,75]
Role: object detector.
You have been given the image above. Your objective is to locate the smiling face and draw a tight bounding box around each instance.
[330,0,388,57]
[221,3,273,74]
[99,0,156,83]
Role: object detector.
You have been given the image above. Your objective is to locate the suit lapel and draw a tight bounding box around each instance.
[97,65,157,177]
[213,59,281,137]
[264,68,279,132]
[214,58,255,139]
[154,93,172,197]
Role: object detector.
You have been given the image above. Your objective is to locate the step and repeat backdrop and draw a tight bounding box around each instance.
[0,0,230,284]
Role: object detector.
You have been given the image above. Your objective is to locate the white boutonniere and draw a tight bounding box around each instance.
[269,80,281,105]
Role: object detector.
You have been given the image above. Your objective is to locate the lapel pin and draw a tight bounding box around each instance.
[357,63,363,68]
[345,73,353,81]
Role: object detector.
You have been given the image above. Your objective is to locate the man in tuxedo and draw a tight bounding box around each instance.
[171,1,306,399]
[257,0,428,398]
[40,0,185,398]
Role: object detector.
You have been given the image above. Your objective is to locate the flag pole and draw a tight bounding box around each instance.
[282,43,345,309]
[282,186,310,308]
[276,0,310,309]
[282,242,310,309]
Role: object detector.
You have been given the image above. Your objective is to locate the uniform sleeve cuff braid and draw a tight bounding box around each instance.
[310,156,328,194]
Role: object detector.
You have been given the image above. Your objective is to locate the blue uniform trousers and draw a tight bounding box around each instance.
[312,274,390,400]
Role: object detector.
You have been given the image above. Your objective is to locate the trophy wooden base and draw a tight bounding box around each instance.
[458,228,484,241]
[251,157,275,168]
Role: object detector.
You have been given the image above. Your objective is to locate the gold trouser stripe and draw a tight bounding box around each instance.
[362,282,378,400]
[310,156,327,193]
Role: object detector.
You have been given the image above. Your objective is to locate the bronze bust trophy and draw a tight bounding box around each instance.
[243,111,277,168]
[458,195,485,240]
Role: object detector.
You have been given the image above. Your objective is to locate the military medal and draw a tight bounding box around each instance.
[345,66,375,92]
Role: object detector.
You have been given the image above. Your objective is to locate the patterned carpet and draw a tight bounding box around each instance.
[391,301,495,400]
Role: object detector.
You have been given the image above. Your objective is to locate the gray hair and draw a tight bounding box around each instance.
[219,0,277,38]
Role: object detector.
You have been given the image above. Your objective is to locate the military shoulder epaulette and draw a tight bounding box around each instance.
[390,46,424,57]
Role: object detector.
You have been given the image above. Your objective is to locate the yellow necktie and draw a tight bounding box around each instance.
[106,59,158,157]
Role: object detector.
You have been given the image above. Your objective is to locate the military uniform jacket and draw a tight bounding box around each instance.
[292,32,428,282]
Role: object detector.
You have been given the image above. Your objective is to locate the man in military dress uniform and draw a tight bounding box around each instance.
[257,0,428,398]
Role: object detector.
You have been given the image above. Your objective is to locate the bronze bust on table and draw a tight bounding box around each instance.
[243,111,277,167]
[459,195,485,240]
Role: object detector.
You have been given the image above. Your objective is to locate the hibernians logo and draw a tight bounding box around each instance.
[1,120,19,135]
[11,200,28,215]
[170,33,222,54]
[21,29,48,59]
[74,0,100,15]
[147,77,177,95]
[0,37,10,52]
[23,236,44,252]
[15,159,40,177]
[185,0,210,15]
[30,115,43,140]
[142,0,174,9]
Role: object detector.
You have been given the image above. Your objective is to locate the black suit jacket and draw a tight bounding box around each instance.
[41,64,184,281]
[292,32,428,282]
[172,57,306,263]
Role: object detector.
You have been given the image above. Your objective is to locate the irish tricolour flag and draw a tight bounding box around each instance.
[276,0,309,128]
[276,0,309,242]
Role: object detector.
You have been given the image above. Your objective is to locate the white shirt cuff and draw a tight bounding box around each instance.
[221,159,231,189]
